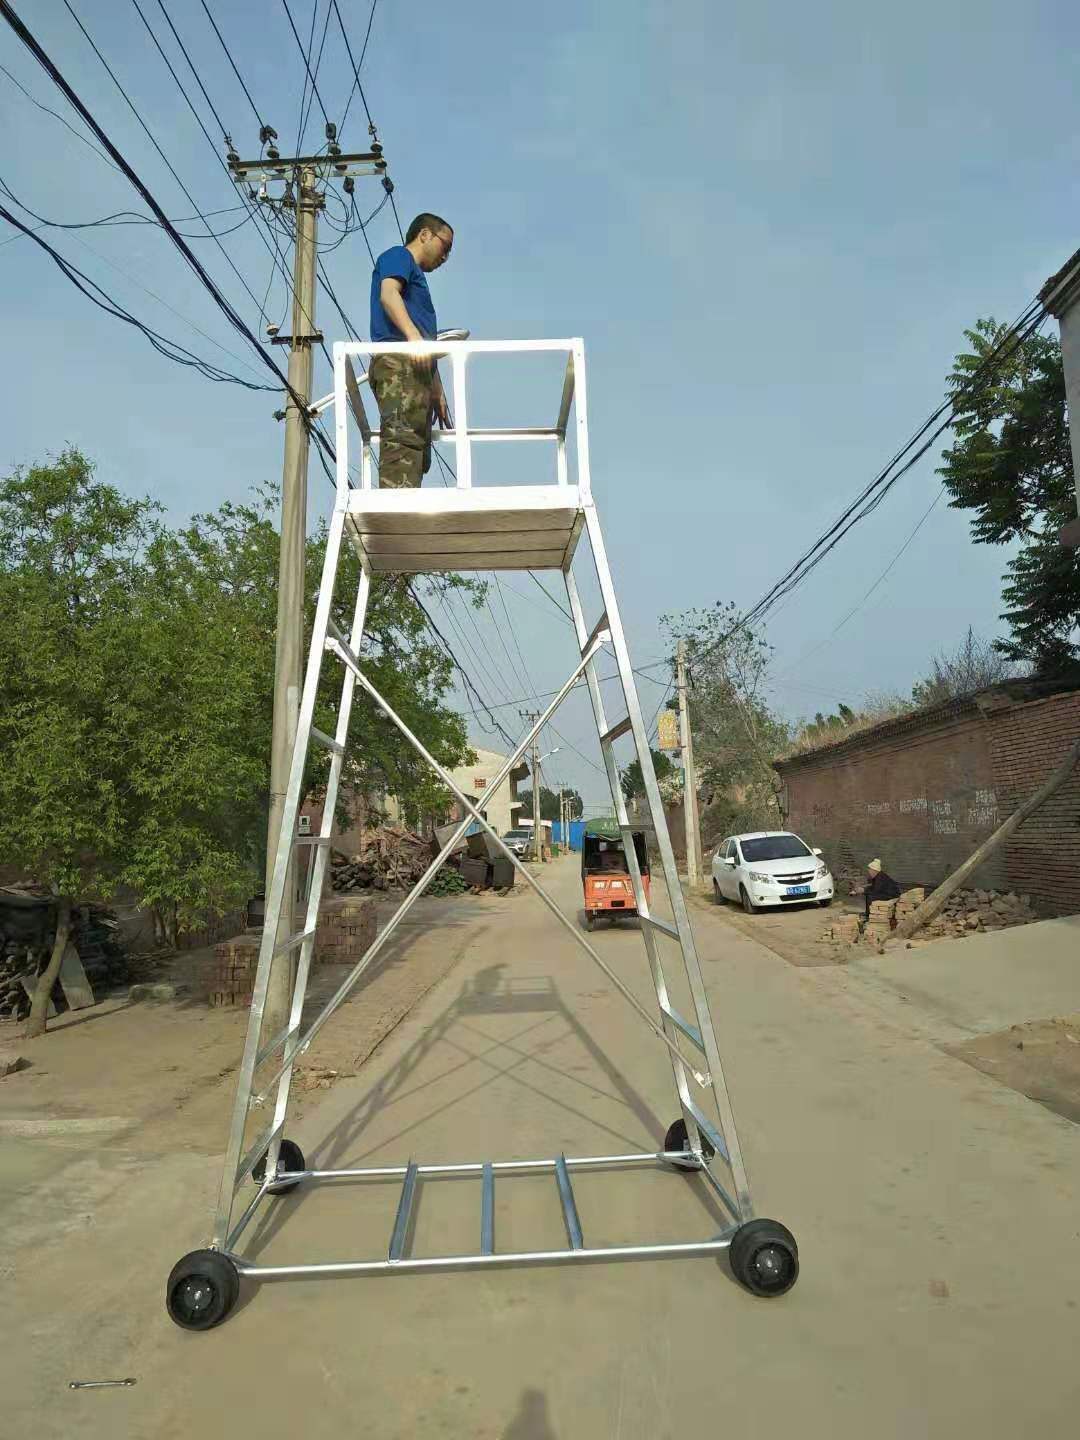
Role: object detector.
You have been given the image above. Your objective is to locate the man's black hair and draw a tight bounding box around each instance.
[405,212,453,244]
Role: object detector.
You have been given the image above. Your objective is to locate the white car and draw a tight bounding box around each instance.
[711,831,833,913]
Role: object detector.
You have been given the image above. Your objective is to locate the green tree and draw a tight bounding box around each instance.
[938,319,1078,672]
[620,749,673,803]
[517,784,583,821]
[662,602,790,833]
[0,450,157,1035]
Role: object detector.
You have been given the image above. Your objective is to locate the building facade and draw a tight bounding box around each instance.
[774,682,1080,914]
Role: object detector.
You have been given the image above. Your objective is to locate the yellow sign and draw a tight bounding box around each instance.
[657,709,680,751]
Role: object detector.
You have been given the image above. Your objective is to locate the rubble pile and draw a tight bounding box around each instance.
[820,885,1039,951]
[330,824,431,892]
[0,889,126,1020]
[919,887,1038,939]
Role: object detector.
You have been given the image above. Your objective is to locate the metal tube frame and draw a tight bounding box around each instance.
[204,335,758,1287]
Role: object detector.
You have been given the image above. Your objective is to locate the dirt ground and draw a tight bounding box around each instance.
[947,1014,1080,1125]
[0,887,517,1158]
[706,886,860,966]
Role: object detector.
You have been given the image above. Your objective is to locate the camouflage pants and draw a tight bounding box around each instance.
[370,353,434,489]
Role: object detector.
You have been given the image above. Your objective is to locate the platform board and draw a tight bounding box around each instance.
[344,485,585,574]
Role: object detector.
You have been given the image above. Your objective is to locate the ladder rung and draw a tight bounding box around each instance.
[660,1001,704,1052]
[582,610,610,655]
[599,715,633,747]
[236,1119,282,1187]
[255,1021,299,1069]
[481,1161,494,1255]
[294,835,332,847]
[311,726,344,755]
[273,926,316,957]
[641,913,678,941]
[681,1098,730,1164]
[554,1153,583,1250]
[389,1160,418,1261]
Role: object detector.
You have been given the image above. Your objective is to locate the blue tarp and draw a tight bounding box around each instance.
[552,819,585,852]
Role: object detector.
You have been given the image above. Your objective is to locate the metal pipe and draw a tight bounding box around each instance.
[481,1162,494,1256]
[554,1154,583,1250]
[388,1160,418,1261]
[293,1151,682,1181]
[233,1236,734,1281]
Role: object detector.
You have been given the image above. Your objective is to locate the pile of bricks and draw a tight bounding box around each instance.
[207,934,260,1008]
[893,886,926,926]
[820,912,862,944]
[314,896,377,965]
[863,899,898,945]
[921,887,1038,939]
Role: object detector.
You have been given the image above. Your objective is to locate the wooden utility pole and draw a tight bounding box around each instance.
[227,136,385,1043]
[676,639,703,888]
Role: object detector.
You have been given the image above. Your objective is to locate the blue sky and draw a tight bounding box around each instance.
[2,0,1078,812]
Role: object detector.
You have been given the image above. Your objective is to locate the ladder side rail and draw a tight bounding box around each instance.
[581,505,753,1219]
[564,568,702,1133]
[262,570,373,1179]
[211,507,350,1248]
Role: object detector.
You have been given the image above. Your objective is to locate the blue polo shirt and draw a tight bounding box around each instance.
[369,245,437,342]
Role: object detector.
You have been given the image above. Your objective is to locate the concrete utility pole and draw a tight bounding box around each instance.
[227,134,385,1043]
[676,639,703,888]
[1039,247,1080,548]
[520,711,542,862]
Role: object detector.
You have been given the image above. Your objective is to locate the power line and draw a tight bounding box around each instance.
[281,0,330,128]
[0,202,274,390]
[0,61,120,171]
[338,0,379,132]
[197,0,265,128]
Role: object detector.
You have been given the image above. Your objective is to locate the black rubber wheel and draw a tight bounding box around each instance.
[252,1138,305,1195]
[663,1118,715,1172]
[585,911,596,931]
[729,1218,799,1297]
[740,886,757,915]
[166,1249,239,1331]
[713,880,725,905]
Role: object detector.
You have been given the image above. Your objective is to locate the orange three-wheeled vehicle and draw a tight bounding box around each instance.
[581,819,651,929]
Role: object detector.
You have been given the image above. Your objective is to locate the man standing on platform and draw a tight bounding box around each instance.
[368,213,454,488]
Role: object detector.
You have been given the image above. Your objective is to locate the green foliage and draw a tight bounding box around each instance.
[619,749,673,803]
[425,864,468,896]
[938,319,1078,671]
[517,784,583,821]
[662,603,789,831]
[910,626,1023,707]
[0,451,477,930]
[0,449,158,900]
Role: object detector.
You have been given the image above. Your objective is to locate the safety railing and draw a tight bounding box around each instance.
[326,338,592,500]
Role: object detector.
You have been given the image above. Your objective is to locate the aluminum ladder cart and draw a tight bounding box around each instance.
[165,337,799,1329]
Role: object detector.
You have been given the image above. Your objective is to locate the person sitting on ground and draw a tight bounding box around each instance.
[864,858,901,918]
[368,213,454,488]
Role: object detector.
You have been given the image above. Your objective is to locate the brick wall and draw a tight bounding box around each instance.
[987,691,1080,909]
[775,686,1080,913]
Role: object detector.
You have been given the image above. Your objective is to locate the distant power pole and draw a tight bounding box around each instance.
[676,639,703,888]
[227,131,385,1042]
[520,710,542,863]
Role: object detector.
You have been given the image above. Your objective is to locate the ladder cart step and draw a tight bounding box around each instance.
[599,715,633,747]
[389,1160,419,1262]
[554,1153,583,1250]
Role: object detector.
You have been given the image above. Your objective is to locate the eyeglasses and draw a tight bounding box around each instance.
[432,231,453,258]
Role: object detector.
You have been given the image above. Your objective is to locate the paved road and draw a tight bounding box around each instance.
[5,857,1079,1438]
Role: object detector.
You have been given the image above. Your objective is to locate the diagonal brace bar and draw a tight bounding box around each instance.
[319,641,712,1089]
[253,632,612,1102]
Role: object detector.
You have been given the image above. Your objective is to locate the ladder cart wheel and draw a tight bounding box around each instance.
[729,1219,799,1297]
[663,1118,715,1172]
[253,1138,306,1195]
[166,1249,240,1331]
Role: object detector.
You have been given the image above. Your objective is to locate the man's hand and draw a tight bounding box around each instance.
[433,386,451,429]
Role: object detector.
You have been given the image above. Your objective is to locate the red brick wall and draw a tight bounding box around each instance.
[776,689,1080,914]
[987,692,1080,910]
[777,705,1006,891]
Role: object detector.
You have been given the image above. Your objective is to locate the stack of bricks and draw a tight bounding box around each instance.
[207,934,260,1008]
[314,896,377,965]
[893,886,925,927]
[863,898,897,944]
[820,912,862,945]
